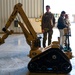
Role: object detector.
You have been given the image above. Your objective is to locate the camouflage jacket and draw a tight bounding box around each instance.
[41,12,55,31]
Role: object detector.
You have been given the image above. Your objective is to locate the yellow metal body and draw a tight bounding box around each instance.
[0,3,42,58]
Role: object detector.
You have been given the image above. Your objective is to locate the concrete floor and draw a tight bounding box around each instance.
[0,23,75,75]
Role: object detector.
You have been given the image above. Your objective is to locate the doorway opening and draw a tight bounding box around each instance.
[44,0,75,22]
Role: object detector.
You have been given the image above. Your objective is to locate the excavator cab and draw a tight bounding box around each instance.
[0,3,72,74]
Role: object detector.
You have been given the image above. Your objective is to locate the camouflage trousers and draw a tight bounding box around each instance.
[43,30,53,47]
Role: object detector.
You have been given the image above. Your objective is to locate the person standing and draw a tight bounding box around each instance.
[41,5,55,47]
[65,14,71,31]
[57,11,67,48]
[64,14,71,46]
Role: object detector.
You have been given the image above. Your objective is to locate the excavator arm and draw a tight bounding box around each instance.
[2,3,36,38]
[0,3,41,49]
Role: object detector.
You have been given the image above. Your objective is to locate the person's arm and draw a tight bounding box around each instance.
[41,15,45,33]
[53,15,56,27]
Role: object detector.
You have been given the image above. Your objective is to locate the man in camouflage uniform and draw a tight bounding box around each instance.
[41,5,55,47]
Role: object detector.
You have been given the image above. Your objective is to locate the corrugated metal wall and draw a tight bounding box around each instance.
[0,0,43,33]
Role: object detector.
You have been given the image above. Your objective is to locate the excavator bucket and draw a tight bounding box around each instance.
[28,48,72,74]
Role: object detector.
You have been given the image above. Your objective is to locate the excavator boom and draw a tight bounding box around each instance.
[3,3,37,39]
[0,3,41,50]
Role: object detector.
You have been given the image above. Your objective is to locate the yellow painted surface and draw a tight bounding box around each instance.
[29,18,42,33]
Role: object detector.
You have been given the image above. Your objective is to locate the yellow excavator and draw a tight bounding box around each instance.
[0,3,72,74]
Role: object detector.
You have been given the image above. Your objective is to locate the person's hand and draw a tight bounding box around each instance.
[42,29,44,33]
